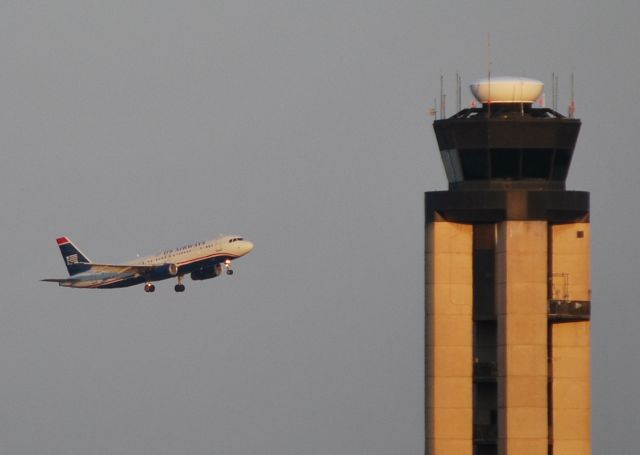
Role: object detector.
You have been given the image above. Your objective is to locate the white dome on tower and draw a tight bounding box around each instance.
[470,76,544,104]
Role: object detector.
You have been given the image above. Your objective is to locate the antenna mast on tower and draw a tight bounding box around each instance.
[569,73,575,118]
[456,73,462,112]
[487,33,492,116]
[440,74,446,119]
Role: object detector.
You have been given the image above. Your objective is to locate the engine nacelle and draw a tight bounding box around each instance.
[158,263,178,276]
[147,263,179,281]
[191,263,223,281]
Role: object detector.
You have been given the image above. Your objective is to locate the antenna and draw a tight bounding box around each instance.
[428,98,438,119]
[520,77,525,115]
[569,73,575,118]
[551,73,560,111]
[440,74,446,119]
[551,72,555,110]
[456,72,462,112]
[487,33,492,116]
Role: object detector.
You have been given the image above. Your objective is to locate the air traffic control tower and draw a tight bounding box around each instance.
[425,77,590,455]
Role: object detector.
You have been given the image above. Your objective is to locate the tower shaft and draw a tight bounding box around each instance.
[425,218,591,455]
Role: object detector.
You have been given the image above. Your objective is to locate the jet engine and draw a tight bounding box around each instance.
[146,263,179,280]
[191,263,223,281]
[157,263,178,276]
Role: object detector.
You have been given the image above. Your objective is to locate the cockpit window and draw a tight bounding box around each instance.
[228,237,244,243]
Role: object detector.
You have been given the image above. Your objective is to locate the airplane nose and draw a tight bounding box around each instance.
[244,241,254,253]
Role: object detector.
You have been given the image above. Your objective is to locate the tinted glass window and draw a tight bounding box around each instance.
[491,149,520,178]
[522,149,552,179]
[459,149,490,180]
[551,149,572,180]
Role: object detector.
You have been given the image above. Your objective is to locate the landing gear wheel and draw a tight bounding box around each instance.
[223,259,233,275]
[174,284,186,292]
[144,283,155,293]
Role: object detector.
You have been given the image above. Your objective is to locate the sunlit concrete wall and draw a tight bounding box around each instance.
[425,221,473,455]
[551,223,591,455]
[496,221,548,455]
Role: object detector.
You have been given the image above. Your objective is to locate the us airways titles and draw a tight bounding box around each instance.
[156,241,207,260]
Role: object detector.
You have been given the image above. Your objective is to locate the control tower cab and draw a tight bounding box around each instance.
[434,77,580,191]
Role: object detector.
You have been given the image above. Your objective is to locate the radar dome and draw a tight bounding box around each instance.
[470,77,544,104]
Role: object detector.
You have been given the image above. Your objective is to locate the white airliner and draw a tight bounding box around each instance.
[42,235,254,292]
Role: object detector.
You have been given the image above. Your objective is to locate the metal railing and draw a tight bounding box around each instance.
[548,299,590,321]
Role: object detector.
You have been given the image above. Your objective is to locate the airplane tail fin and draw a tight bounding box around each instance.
[56,237,92,276]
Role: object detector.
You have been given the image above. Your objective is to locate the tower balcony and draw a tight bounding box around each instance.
[548,299,591,322]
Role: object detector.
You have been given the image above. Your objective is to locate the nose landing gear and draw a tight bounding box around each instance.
[144,283,155,293]
[174,275,185,292]
[224,259,234,275]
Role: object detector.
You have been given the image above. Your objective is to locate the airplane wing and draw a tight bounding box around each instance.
[77,263,146,274]
[42,261,178,286]
[41,272,137,282]
[71,262,178,277]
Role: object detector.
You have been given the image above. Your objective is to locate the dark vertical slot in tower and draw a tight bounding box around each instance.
[547,225,555,455]
[473,224,498,454]
[473,224,496,318]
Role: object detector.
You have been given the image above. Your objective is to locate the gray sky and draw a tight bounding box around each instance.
[1,0,639,453]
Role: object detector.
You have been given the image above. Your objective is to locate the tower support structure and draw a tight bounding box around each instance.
[425,77,591,455]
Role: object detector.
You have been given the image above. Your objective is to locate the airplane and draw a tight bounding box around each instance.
[42,235,254,293]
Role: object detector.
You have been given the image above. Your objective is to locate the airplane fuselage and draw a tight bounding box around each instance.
[44,235,254,292]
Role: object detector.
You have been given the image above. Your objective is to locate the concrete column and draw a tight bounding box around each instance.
[550,322,591,454]
[496,221,548,455]
[551,223,590,303]
[425,221,473,455]
[551,223,591,454]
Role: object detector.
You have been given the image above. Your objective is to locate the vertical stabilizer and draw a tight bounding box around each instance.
[56,237,92,276]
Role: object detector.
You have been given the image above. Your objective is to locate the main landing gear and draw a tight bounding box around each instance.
[144,264,237,293]
[174,275,185,293]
